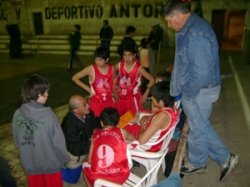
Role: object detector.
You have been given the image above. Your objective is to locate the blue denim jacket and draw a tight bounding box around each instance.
[170,13,221,98]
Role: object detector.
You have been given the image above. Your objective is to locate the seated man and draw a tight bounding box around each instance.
[61,94,100,168]
[83,107,134,187]
[125,81,179,152]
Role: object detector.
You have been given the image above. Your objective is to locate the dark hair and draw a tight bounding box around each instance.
[94,47,110,60]
[140,38,150,48]
[100,107,120,127]
[75,24,81,31]
[103,20,109,25]
[122,44,137,55]
[163,0,191,16]
[150,81,174,107]
[21,74,50,103]
[156,71,172,82]
[125,25,136,35]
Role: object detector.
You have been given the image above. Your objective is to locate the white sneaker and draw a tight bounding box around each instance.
[181,161,207,174]
[220,153,239,181]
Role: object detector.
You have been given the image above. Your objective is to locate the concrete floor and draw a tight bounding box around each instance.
[0,50,250,187]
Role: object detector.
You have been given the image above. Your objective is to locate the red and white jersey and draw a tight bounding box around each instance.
[136,108,179,152]
[90,64,114,103]
[84,127,130,186]
[117,59,141,99]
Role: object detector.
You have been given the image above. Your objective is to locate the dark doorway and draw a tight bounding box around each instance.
[5,24,22,58]
[211,10,225,48]
[212,9,246,51]
[225,10,246,50]
[33,12,44,35]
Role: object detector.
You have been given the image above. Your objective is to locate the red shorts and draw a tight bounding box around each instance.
[124,124,141,139]
[27,171,63,187]
[89,97,115,117]
[116,94,143,115]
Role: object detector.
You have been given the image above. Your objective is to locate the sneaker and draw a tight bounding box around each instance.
[181,161,207,174]
[220,153,239,181]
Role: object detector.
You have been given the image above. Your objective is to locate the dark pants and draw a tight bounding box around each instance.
[68,47,82,70]
[100,40,111,54]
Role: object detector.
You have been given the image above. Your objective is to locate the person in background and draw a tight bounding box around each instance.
[139,38,156,95]
[147,24,164,67]
[164,0,238,181]
[117,25,137,58]
[83,107,134,187]
[115,44,155,115]
[148,24,163,52]
[12,74,69,187]
[61,94,100,169]
[99,20,114,54]
[68,24,83,71]
[72,47,116,117]
[142,38,156,77]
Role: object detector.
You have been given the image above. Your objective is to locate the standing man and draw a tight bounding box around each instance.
[61,95,100,168]
[68,24,83,71]
[99,20,114,54]
[164,0,238,182]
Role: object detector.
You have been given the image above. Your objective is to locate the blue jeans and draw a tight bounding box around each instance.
[152,171,181,187]
[182,85,230,168]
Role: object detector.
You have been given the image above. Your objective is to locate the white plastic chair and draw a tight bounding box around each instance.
[128,113,180,186]
[94,146,168,187]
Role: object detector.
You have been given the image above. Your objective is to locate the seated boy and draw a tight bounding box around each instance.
[83,108,134,187]
[125,81,179,152]
[153,71,186,177]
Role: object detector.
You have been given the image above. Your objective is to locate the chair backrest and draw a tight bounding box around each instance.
[134,145,169,187]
